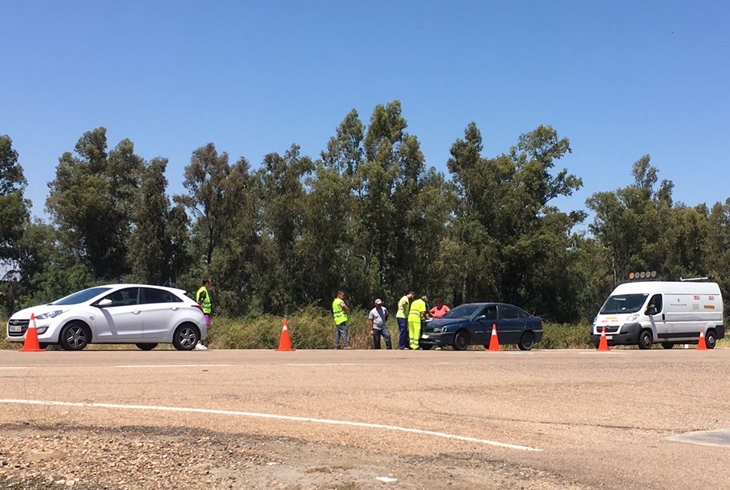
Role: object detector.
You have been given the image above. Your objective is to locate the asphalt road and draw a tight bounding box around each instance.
[1,347,729,489]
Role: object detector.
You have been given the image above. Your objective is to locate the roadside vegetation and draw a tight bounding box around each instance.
[2,101,730,339]
[3,309,727,350]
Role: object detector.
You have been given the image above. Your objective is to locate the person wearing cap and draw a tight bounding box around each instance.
[368,299,392,349]
[407,295,428,350]
[396,291,414,349]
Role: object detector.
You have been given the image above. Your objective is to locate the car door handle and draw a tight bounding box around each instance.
[132,310,141,314]
[170,307,179,311]
[662,313,665,321]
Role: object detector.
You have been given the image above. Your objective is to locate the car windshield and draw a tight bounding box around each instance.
[52,287,113,305]
[599,294,649,314]
[443,304,482,319]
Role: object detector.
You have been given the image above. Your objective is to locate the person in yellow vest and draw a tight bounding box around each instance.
[397,291,414,349]
[408,295,428,350]
[195,278,212,350]
[332,290,350,349]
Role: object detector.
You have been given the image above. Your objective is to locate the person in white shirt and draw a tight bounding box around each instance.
[368,299,392,349]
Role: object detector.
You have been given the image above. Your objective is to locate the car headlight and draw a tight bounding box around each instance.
[35,310,64,320]
[627,313,639,322]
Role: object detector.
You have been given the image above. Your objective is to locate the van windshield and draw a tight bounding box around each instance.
[599,294,649,314]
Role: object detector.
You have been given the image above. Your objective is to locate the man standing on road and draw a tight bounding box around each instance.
[396,291,414,349]
[408,295,428,350]
[369,299,392,349]
[332,290,350,349]
[195,278,212,350]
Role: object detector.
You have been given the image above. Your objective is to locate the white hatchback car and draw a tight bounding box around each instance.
[6,284,208,351]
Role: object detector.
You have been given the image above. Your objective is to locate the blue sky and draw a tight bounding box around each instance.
[2,0,728,222]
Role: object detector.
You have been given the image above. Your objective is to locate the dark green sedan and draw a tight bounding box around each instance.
[419,302,543,351]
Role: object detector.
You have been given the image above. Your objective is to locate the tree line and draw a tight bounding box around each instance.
[2,100,728,322]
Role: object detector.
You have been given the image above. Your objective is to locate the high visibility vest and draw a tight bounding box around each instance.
[408,299,426,320]
[332,297,348,325]
[196,286,212,314]
[396,295,410,319]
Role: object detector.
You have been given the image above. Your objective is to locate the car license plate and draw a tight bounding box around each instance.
[9,325,21,333]
[421,334,429,339]
[607,335,613,340]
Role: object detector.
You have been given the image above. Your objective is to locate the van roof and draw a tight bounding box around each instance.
[611,281,721,296]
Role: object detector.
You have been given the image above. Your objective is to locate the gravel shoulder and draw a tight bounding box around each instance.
[0,422,589,490]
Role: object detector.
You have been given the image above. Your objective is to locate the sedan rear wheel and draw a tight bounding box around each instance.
[452,330,470,351]
[518,331,535,351]
[173,323,200,351]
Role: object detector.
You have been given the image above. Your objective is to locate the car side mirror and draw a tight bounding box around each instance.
[97,299,112,307]
[645,307,657,316]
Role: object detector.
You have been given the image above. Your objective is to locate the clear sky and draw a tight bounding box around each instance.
[2,0,728,221]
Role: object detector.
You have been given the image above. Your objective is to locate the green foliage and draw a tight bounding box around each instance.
[0,135,30,264]
[208,308,380,350]
[46,128,143,280]
[536,322,592,349]
[4,100,730,327]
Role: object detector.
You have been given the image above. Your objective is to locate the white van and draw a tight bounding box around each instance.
[591,281,725,349]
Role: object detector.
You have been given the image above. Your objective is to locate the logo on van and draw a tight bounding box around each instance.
[704,305,715,309]
[694,295,700,300]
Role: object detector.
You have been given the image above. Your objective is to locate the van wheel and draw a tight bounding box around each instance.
[661,342,674,349]
[705,330,717,349]
[638,330,653,350]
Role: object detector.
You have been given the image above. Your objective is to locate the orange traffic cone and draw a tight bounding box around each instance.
[697,330,708,351]
[597,326,610,352]
[488,324,501,351]
[19,313,45,353]
[275,318,295,351]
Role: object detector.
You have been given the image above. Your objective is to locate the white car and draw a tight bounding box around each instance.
[6,284,208,351]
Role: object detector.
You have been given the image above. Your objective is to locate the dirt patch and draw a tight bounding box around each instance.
[0,423,590,489]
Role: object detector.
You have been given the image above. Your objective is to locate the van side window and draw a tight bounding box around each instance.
[648,294,663,313]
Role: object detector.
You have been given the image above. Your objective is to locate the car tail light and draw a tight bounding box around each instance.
[192,304,203,312]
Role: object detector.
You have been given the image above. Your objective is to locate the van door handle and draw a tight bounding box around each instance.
[662,313,665,321]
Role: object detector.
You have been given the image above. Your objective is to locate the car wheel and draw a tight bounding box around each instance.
[452,330,470,351]
[59,322,90,351]
[518,331,535,351]
[173,323,200,351]
[638,329,653,350]
[661,342,674,349]
[135,343,158,351]
[705,330,717,349]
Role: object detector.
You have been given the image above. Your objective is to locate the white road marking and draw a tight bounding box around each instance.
[579,351,627,355]
[115,364,232,368]
[283,363,369,366]
[0,399,541,452]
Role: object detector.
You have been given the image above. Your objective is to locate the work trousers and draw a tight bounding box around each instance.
[335,322,348,348]
[408,317,421,349]
[373,326,392,349]
[397,318,409,349]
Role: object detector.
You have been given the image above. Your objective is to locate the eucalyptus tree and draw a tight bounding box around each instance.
[129,157,190,285]
[254,144,314,313]
[176,143,249,267]
[46,128,143,280]
[0,135,29,265]
[446,123,584,321]
[587,155,674,284]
